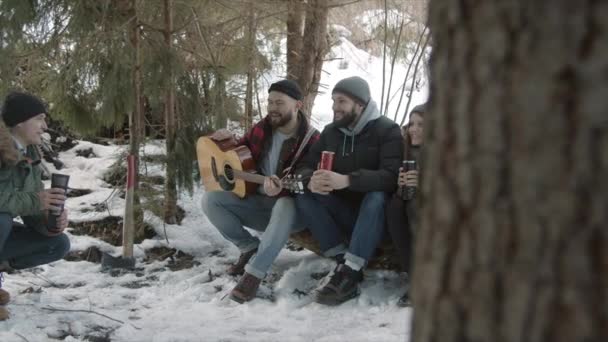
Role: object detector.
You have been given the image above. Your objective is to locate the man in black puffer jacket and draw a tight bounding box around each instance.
[295,76,403,305]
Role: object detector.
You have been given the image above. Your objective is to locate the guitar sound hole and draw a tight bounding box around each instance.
[224,164,234,182]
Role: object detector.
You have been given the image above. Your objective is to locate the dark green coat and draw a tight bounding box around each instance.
[0,143,48,234]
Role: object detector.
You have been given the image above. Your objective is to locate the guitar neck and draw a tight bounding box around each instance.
[232,169,266,185]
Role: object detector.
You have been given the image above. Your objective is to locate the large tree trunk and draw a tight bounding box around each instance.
[163,0,178,224]
[289,230,400,270]
[286,0,304,81]
[286,0,328,116]
[298,0,329,115]
[412,1,608,342]
[128,0,145,239]
[244,0,257,131]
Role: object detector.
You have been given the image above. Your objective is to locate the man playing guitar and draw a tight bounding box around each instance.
[201,79,319,303]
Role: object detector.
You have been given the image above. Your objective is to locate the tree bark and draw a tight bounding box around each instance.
[285,0,329,116]
[163,0,178,224]
[412,1,608,342]
[244,0,257,131]
[297,0,329,115]
[128,0,145,240]
[286,0,304,81]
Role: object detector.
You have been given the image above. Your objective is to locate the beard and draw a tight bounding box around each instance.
[334,108,358,128]
[268,110,294,128]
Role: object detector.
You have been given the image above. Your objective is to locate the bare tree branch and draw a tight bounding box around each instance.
[400,29,430,126]
[328,0,363,9]
[394,25,428,122]
[383,16,405,116]
[15,333,29,342]
[380,0,388,111]
[42,306,125,325]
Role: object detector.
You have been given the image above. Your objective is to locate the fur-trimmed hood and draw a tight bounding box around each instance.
[0,120,18,168]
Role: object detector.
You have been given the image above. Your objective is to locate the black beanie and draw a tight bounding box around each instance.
[332,76,371,105]
[268,79,303,101]
[1,91,47,127]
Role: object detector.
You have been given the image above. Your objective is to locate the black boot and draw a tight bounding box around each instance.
[332,255,364,282]
[397,291,411,307]
[333,253,345,265]
[315,264,362,306]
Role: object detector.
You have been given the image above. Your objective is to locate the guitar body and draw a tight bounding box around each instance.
[196,136,258,198]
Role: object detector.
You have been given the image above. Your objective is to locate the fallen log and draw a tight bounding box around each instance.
[289,229,401,270]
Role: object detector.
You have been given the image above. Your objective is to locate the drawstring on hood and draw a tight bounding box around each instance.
[338,100,381,156]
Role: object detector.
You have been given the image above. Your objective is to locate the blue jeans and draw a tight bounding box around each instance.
[0,213,71,270]
[295,192,387,268]
[201,191,304,279]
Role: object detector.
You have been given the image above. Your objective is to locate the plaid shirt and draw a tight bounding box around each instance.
[238,111,319,178]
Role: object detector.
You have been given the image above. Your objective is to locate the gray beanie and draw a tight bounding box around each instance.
[332,76,371,105]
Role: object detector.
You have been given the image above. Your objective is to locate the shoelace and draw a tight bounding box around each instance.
[237,274,259,290]
[328,266,347,287]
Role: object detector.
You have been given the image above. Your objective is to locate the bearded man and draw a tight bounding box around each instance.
[201,79,319,303]
[295,76,403,305]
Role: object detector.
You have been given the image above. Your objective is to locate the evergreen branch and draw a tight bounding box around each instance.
[190,7,219,67]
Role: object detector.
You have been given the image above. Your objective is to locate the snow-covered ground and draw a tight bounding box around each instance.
[0,142,411,342]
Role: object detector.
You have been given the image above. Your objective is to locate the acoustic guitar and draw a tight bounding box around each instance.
[196,136,305,198]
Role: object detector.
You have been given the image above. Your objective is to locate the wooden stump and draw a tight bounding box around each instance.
[289,229,401,270]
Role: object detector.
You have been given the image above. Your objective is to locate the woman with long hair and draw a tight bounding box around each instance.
[386,103,424,307]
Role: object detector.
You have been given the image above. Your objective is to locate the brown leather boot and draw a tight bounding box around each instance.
[230,272,262,303]
[0,272,8,306]
[0,306,8,321]
[226,248,257,276]
[0,289,9,306]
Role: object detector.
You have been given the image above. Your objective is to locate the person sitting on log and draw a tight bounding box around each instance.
[201,79,319,303]
[294,76,403,306]
[386,104,425,307]
[0,92,71,321]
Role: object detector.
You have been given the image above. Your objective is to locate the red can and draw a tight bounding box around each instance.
[319,151,335,170]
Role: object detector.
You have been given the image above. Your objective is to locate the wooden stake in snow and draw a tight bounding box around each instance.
[122,154,136,258]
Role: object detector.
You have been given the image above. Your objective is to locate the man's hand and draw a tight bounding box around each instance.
[404,170,418,187]
[48,208,68,236]
[397,167,406,186]
[210,129,234,141]
[38,188,66,212]
[308,170,332,195]
[308,170,349,194]
[263,175,283,197]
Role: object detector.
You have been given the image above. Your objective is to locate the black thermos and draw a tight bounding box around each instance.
[47,173,69,230]
[402,160,417,201]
